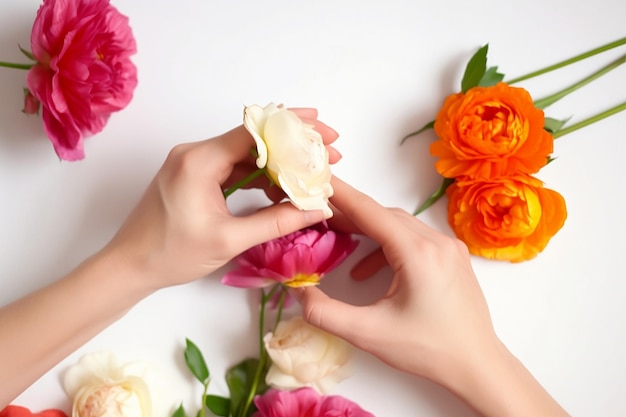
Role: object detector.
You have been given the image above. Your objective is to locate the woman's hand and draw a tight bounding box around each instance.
[295,177,569,417]
[296,177,495,380]
[104,108,339,291]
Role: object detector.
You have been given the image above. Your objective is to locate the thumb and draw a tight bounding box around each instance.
[231,202,328,250]
[292,286,369,345]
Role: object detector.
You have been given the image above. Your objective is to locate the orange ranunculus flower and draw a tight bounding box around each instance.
[431,82,553,179]
[446,175,567,262]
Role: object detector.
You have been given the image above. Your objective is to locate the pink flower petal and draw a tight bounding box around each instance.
[222,224,358,290]
[252,388,374,417]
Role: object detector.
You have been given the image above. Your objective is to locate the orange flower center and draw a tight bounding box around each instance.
[479,185,541,238]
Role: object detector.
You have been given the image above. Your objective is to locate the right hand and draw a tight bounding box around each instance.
[294,177,499,384]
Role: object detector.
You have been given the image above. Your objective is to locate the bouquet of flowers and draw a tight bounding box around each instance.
[403,37,625,262]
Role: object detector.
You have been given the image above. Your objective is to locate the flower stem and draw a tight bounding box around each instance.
[200,380,210,417]
[0,61,34,70]
[273,287,287,332]
[413,177,455,216]
[507,37,626,84]
[223,168,265,198]
[239,285,279,417]
[533,54,626,109]
[553,101,626,139]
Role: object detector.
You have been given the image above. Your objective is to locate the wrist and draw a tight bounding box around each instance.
[86,245,158,303]
[432,337,568,417]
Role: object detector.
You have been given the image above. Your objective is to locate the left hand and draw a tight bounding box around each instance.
[102,108,339,290]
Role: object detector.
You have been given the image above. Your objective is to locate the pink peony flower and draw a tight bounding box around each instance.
[0,405,67,417]
[26,0,137,161]
[222,223,358,289]
[253,388,375,417]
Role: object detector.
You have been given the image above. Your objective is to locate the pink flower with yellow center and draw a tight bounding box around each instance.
[222,223,358,289]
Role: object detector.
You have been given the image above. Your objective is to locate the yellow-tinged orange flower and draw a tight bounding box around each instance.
[446,175,567,262]
[431,82,553,179]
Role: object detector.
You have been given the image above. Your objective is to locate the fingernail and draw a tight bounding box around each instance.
[303,209,326,224]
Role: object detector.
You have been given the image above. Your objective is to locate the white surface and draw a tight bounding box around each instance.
[1,0,625,415]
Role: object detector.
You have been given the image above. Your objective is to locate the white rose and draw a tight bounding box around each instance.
[243,103,333,217]
[63,352,153,417]
[264,316,352,394]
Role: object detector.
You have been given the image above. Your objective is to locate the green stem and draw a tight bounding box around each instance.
[413,177,454,216]
[239,285,279,417]
[507,37,626,84]
[553,100,626,139]
[200,380,209,417]
[533,54,626,109]
[273,287,287,332]
[0,61,34,70]
[223,168,265,198]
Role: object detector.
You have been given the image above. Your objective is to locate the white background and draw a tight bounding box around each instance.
[1,0,625,416]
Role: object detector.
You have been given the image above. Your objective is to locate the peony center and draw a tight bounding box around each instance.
[285,273,321,288]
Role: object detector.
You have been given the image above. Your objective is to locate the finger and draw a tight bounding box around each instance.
[326,205,362,235]
[329,177,397,245]
[229,203,328,250]
[289,107,318,119]
[263,186,287,203]
[350,248,388,281]
[327,146,342,164]
[300,118,339,145]
[211,125,256,166]
[292,286,370,343]
[223,164,271,189]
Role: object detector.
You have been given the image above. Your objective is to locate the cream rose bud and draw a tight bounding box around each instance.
[243,103,333,218]
[264,316,353,394]
[64,352,154,417]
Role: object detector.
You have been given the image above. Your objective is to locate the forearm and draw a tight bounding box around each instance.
[0,249,153,406]
[439,340,569,417]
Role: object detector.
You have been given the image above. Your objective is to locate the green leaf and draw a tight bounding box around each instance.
[205,395,231,417]
[172,404,187,417]
[18,44,35,61]
[543,117,571,133]
[478,66,505,87]
[461,44,489,93]
[226,358,265,417]
[400,120,435,144]
[184,338,210,384]
[413,177,455,216]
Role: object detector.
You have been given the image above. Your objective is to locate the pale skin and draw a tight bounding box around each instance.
[0,108,337,406]
[295,177,570,417]
[0,111,568,416]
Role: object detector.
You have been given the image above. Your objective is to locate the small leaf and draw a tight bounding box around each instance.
[400,120,435,144]
[18,44,35,61]
[544,117,571,133]
[413,177,455,216]
[205,395,231,417]
[172,404,187,417]
[184,338,210,384]
[461,44,489,93]
[478,66,505,87]
[226,358,265,417]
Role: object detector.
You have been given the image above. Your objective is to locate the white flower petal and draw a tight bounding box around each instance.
[243,103,333,215]
[264,317,352,394]
[63,352,162,417]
